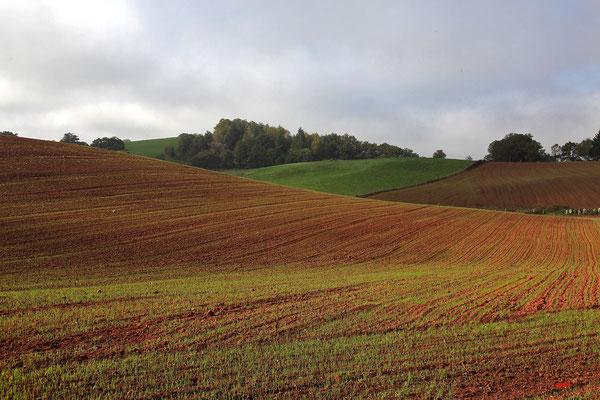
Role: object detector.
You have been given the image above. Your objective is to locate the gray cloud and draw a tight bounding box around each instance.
[1,0,599,158]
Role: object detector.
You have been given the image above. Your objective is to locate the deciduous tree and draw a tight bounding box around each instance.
[588,131,600,160]
[91,136,125,151]
[432,150,446,159]
[485,133,548,162]
[60,133,88,146]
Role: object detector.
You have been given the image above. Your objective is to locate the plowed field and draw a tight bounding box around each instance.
[2,136,600,399]
[368,161,600,210]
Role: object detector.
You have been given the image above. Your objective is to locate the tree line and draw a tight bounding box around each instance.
[59,132,125,151]
[162,118,419,169]
[485,131,600,162]
[6,124,600,166]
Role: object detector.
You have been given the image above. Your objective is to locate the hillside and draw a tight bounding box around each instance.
[369,161,600,210]
[124,136,178,158]
[2,135,600,399]
[226,157,473,196]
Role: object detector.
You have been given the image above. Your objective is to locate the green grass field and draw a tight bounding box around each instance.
[125,137,178,158]
[5,264,600,399]
[225,158,473,196]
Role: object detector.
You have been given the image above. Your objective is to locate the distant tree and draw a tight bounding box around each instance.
[233,140,251,168]
[286,148,313,163]
[560,141,580,162]
[213,118,247,151]
[550,144,562,161]
[576,139,593,161]
[291,128,311,150]
[399,148,419,158]
[378,143,406,158]
[247,133,274,168]
[265,125,291,164]
[189,150,223,169]
[485,133,548,162]
[465,155,473,161]
[1,131,17,136]
[310,135,326,159]
[432,150,446,159]
[590,130,600,161]
[314,134,341,159]
[175,133,196,160]
[164,117,419,169]
[164,146,176,159]
[91,136,125,151]
[221,149,234,169]
[60,132,88,146]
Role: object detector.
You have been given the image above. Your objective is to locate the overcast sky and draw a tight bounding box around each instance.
[1,1,600,158]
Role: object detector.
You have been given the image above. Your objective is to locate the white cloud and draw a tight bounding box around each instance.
[1,0,600,156]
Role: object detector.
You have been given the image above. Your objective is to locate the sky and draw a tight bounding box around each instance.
[1,0,600,159]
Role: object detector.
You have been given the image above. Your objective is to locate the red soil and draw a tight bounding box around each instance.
[368,161,600,210]
[2,135,600,322]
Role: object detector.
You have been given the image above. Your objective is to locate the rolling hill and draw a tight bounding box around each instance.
[124,136,178,158]
[225,157,473,196]
[368,161,600,210]
[2,135,600,399]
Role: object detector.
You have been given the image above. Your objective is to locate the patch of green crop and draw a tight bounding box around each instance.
[4,261,600,398]
[124,137,178,159]
[225,157,473,197]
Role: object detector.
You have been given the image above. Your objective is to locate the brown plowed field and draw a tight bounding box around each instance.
[368,161,600,210]
[2,135,600,399]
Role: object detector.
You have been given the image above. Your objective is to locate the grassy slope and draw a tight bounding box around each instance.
[369,161,600,210]
[226,157,473,196]
[125,137,178,158]
[2,136,600,399]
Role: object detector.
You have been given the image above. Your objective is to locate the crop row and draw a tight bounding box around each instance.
[2,136,600,319]
[3,136,600,398]
[369,161,600,210]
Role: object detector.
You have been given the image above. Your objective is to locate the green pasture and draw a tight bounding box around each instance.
[125,137,178,158]
[225,158,473,197]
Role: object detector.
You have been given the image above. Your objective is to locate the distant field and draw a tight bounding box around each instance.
[369,161,600,210]
[125,137,178,158]
[226,157,473,196]
[2,136,600,399]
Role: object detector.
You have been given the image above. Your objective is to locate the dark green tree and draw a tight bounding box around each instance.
[189,151,222,169]
[378,143,401,158]
[164,117,419,169]
[175,133,196,160]
[1,131,17,136]
[220,149,234,169]
[291,128,311,150]
[400,148,419,158]
[91,136,125,151]
[576,139,593,161]
[485,133,547,162]
[560,141,579,162]
[432,150,446,159]
[337,134,362,159]
[311,134,340,160]
[286,148,313,163]
[60,132,88,146]
[233,140,251,168]
[266,126,291,164]
[213,118,248,150]
[590,130,600,161]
